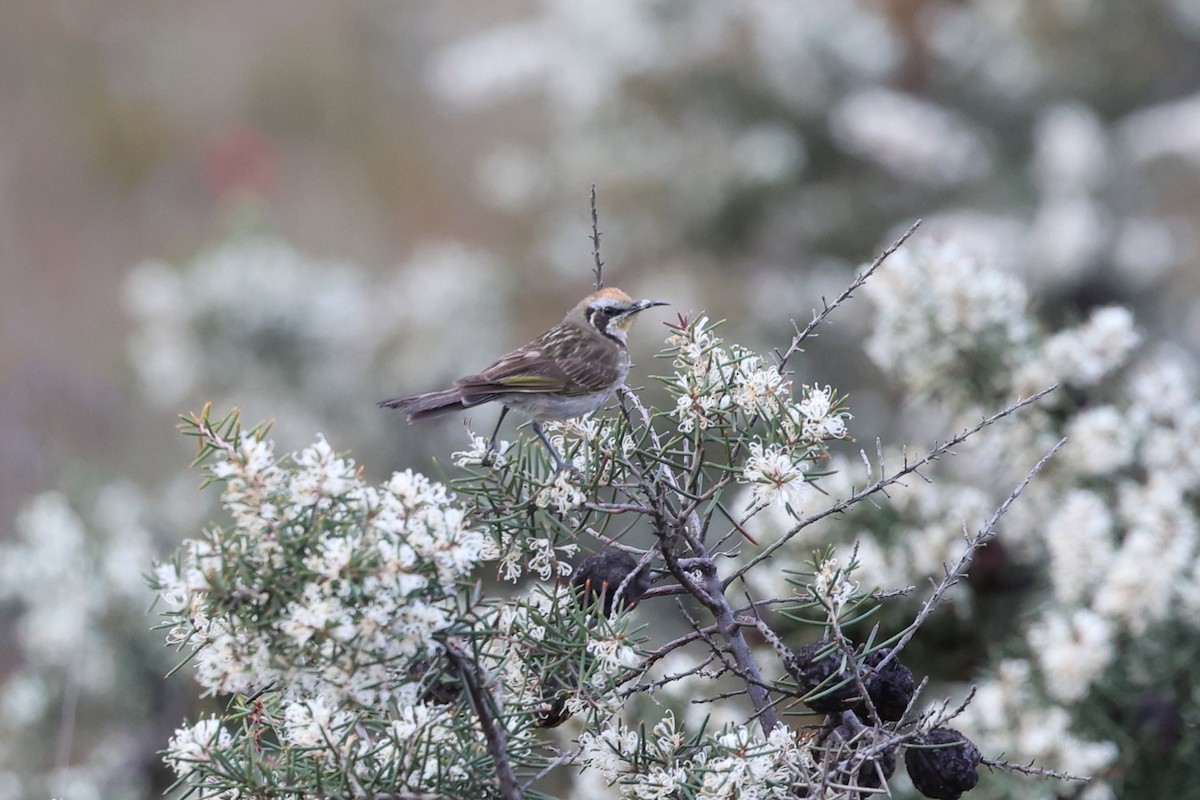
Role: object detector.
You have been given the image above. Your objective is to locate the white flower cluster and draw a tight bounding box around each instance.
[1027,609,1115,704]
[154,426,487,709]
[861,238,1200,786]
[812,557,859,614]
[829,88,992,187]
[577,713,812,800]
[543,415,635,478]
[0,487,164,800]
[163,718,232,780]
[664,319,849,523]
[452,431,511,469]
[123,237,372,408]
[151,421,513,793]
[741,442,809,513]
[802,459,994,596]
[864,238,1033,396]
[1028,306,1141,391]
[666,317,793,433]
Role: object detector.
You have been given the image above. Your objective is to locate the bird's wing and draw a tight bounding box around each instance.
[456,330,624,404]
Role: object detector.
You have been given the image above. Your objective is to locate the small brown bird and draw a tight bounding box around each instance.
[379,287,667,468]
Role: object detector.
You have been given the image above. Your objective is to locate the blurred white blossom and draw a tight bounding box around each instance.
[829,88,992,186]
[1028,609,1115,703]
[1036,306,1140,389]
[1044,490,1115,606]
[865,239,1032,396]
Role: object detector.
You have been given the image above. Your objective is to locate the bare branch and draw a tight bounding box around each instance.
[777,219,921,372]
[443,641,522,800]
[981,756,1091,783]
[590,183,604,290]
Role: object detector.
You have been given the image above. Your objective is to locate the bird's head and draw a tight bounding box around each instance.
[571,287,668,344]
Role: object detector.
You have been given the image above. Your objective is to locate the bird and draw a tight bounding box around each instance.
[379,287,667,470]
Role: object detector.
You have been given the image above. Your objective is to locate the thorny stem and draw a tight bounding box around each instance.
[590,183,604,290]
[872,437,1068,675]
[776,219,921,373]
[981,757,1090,783]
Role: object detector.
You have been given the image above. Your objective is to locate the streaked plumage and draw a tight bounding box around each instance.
[379,287,667,467]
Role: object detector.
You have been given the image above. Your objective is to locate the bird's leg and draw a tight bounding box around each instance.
[532,421,571,474]
[482,406,510,467]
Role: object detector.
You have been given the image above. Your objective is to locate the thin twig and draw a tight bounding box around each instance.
[981,756,1091,783]
[777,219,921,373]
[871,437,1067,675]
[590,183,604,290]
[727,387,1057,587]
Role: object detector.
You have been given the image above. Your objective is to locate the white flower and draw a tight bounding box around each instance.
[741,443,808,512]
[1095,515,1197,636]
[669,318,788,432]
[536,470,587,513]
[1040,306,1140,388]
[1062,406,1137,476]
[730,356,791,419]
[830,88,991,186]
[1028,609,1115,703]
[164,718,231,778]
[864,239,1032,395]
[453,431,510,468]
[291,434,355,506]
[304,535,356,580]
[792,384,849,440]
[812,558,858,611]
[586,633,640,680]
[634,765,689,799]
[1044,490,1115,605]
[282,696,355,756]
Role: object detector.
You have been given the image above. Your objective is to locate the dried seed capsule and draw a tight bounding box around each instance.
[789,639,861,714]
[863,650,915,722]
[904,727,981,800]
[573,549,651,617]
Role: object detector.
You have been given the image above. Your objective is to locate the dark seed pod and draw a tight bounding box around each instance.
[789,639,861,714]
[573,549,651,617]
[858,744,897,789]
[904,727,981,800]
[863,650,915,722]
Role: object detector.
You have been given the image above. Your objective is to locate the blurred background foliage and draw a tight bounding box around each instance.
[3,1,1200,798]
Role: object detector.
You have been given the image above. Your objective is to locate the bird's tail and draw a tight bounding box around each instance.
[377,388,466,421]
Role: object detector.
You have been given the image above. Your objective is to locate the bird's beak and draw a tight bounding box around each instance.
[634,299,669,312]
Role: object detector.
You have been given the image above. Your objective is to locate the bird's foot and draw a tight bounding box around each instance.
[480,446,498,469]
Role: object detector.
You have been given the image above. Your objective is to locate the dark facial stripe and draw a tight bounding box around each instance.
[588,306,628,347]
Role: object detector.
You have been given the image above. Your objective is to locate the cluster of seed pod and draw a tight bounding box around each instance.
[789,639,981,800]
